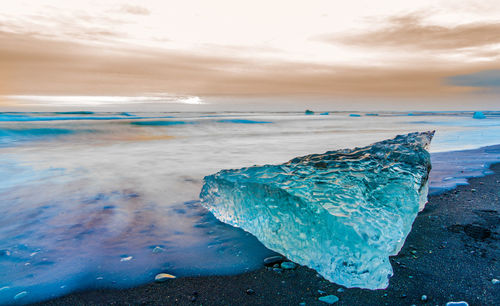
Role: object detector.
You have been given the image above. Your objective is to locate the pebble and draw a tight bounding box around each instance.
[299,302,306,306]
[14,291,28,300]
[318,289,326,295]
[281,262,297,270]
[273,268,283,273]
[264,256,284,266]
[445,302,469,306]
[337,288,344,293]
[246,288,255,295]
[421,294,428,301]
[154,273,176,283]
[492,278,499,284]
[318,295,339,304]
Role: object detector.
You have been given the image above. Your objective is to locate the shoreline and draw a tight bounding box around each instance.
[36,163,500,305]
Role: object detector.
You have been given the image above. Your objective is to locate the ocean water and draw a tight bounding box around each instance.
[0,110,499,303]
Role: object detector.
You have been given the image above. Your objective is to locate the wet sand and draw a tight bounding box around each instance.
[37,164,500,306]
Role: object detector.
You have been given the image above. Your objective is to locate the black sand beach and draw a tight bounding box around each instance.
[37,164,500,306]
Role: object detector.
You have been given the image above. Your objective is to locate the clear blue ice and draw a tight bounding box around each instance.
[201,132,434,289]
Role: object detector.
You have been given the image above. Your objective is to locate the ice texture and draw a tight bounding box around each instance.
[200,131,434,289]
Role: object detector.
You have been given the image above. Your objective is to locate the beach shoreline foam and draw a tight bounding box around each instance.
[34,162,500,306]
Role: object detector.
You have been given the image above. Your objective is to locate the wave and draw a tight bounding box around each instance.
[54,111,95,115]
[130,120,195,126]
[0,128,87,146]
[216,119,272,124]
[0,114,174,122]
[0,128,75,137]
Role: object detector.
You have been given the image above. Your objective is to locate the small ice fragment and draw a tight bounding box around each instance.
[154,273,176,282]
[446,302,469,306]
[14,291,28,300]
[152,246,165,253]
[0,286,10,292]
[96,277,104,280]
[492,278,499,284]
[318,295,339,304]
[120,256,133,262]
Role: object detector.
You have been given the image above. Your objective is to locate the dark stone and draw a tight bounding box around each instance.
[264,255,284,266]
[464,224,491,240]
[447,224,464,233]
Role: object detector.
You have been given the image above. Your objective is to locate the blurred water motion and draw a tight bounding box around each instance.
[0,110,499,303]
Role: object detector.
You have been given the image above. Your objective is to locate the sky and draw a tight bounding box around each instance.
[0,0,499,110]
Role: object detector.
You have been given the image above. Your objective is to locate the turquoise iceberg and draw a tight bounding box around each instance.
[200,131,434,289]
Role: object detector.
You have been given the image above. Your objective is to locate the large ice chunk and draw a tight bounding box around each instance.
[200,131,434,289]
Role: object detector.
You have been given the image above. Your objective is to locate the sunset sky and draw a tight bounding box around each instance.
[1,0,499,109]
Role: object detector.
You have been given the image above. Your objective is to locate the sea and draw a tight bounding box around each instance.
[0,107,499,303]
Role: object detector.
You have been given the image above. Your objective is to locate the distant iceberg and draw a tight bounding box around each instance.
[201,131,434,289]
[472,111,486,119]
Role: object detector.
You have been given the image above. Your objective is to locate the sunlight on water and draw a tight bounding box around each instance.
[6,94,205,107]
[0,110,499,303]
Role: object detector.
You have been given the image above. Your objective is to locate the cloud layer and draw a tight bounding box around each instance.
[331,14,500,51]
[1,2,500,107]
[1,30,498,99]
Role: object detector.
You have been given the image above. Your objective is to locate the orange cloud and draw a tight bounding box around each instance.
[118,4,150,16]
[0,30,498,99]
[321,13,500,52]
